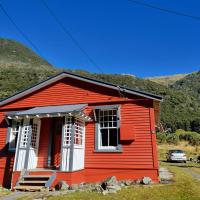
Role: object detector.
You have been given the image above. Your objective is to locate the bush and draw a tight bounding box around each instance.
[156,132,179,145]
[156,132,167,144]
[175,129,200,146]
[166,134,179,145]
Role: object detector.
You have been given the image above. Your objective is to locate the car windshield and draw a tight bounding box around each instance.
[169,150,184,154]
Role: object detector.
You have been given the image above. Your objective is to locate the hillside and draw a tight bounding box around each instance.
[0,38,58,98]
[146,74,188,86]
[0,38,200,132]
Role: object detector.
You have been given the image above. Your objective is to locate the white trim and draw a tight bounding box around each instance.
[96,108,120,151]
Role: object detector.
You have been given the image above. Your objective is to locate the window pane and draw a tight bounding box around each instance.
[109,129,118,146]
[113,122,117,127]
[113,110,117,115]
[101,129,108,146]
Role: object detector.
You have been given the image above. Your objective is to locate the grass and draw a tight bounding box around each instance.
[158,141,200,161]
[45,165,200,200]
[10,143,200,199]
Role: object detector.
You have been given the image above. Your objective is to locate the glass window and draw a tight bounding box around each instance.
[9,122,20,151]
[97,108,120,150]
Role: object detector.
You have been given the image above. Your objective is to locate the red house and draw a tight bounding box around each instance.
[0,72,162,190]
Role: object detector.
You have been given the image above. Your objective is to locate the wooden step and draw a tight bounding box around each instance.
[19,180,47,184]
[14,185,45,191]
[23,175,51,178]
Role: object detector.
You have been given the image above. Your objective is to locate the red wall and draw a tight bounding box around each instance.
[0,112,15,188]
[37,118,52,168]
[0,77,159,187]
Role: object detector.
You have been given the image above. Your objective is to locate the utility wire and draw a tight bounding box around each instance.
[0,2,41,54]
[128,0,200,21]
[40,0,104,73]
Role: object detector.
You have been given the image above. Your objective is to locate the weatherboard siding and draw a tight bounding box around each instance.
[84,102,155,170]
[0,78,142,110]
[0,111,15,188]
[0,76,159,187]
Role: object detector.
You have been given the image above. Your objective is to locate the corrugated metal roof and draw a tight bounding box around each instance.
[7,104,87,117]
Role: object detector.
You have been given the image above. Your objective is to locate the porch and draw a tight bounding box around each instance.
[6,104,92,190]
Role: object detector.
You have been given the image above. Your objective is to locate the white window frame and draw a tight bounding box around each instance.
[96,108,120,151]
[8,121,20,151]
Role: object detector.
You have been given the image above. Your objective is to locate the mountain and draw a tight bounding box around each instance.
[0,38,58,98]
[146,74,188,86]
[0,38,200,132]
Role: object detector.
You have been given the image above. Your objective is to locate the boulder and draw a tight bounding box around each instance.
[102,176,118,187]
[69,184,79,191]
[93,185,104,193]
[142,177,152,185]
[56,181,69,190]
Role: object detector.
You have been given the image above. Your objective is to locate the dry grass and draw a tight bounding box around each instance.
[158,141,200,161]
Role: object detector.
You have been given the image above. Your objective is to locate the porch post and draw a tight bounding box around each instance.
[60,116,66,171]
[13,119,23,171]
[47,118,54,167]
[23,119,33,170]
[69,117,75,172]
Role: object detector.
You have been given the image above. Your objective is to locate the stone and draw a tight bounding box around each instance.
[103,176,118,186]
[136,179,142,184]
[102,190,108,195]
[93,185,104,193]
[123,179,134,186]
[70,184,79,191]
[56,181,69,190]
[142,177,152,185]
[107,185,121,191]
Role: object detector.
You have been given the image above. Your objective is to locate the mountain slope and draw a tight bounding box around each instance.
[0,38,200,132]
[173,71,200,99]
[0,38,58,98]
[146,74,188,86]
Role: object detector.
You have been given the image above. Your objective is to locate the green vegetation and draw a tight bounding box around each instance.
[157,130,200,146]
[0,38,200,133]
[146,73,188,86]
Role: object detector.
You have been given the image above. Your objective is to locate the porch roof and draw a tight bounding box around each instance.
[6,104,91,121]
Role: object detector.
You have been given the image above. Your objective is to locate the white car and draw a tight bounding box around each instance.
[167,150,187,163]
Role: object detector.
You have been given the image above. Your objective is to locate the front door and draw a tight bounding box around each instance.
[51,118,62,169]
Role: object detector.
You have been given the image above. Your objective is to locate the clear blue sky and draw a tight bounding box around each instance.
[0,0,200,77]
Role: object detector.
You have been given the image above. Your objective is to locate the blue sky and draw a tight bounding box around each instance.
[0,0,200,77]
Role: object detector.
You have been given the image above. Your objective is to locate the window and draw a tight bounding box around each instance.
[63,116,85,147]
[96,108,120,151]
[74,118,84,146]
[63,116,72,147]
[8,121,20,151]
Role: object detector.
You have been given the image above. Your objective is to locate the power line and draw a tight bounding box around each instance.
[0,2,41,54]
[40,0,104,73]
[128,0,200,21]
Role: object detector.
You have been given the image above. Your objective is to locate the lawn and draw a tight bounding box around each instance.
[8,142,200,200]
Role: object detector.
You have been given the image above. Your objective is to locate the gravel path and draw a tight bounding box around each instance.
[182,168,200,181]
[159,167,174,180]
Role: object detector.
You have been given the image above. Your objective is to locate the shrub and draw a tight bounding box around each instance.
[175,129,200,146]
[166,134,179,145]
[156,132,167,144]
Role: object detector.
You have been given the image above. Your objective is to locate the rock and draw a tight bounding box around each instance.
[70,184,79,191]
[142,177,152,185]
[102,190,108,195]
[123,179,134,186]
[107,185,121,191]
[136,179,142,184]
[103,176,118,186]
[56,181,69,190]
[93,185,104,193]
